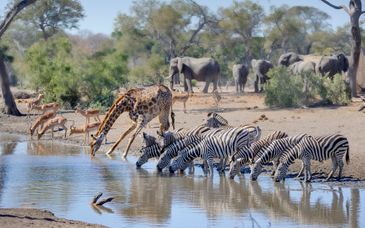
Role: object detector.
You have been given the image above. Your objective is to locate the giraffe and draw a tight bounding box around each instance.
[90,84,175,158]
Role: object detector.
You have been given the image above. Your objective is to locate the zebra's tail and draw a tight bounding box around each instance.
[345,146,350,165]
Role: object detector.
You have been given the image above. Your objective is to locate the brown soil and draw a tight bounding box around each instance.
[0,208,104,228]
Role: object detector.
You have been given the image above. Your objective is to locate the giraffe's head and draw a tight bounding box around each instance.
[90,133,105,156]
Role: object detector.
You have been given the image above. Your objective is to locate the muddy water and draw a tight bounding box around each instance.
[0,133,363,228]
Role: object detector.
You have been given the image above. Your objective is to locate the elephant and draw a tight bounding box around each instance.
[251,59,273,92]
[278,52,303,67]
[168,57,220,93]
[316,53,349,79]
[232,64,248,94]
[288,61,316,75]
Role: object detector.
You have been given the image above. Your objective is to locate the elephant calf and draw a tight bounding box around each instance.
[232,64,248,94]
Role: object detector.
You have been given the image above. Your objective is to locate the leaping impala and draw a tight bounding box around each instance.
[29,110,57,137]
[32,102,59,114]
[75,107,101,124]
[37,116,68,140]
[69,121,101,145]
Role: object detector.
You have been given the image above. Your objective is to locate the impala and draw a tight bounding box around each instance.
[37,116,68,140]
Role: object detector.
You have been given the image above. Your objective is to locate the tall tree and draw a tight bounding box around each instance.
[17,0,84,40]
[321,0,364,97]
[264,5,330,58]
[218,0,264,64]
[0,0,37,116]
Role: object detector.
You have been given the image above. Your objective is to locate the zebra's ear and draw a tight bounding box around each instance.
[156,130,163,137]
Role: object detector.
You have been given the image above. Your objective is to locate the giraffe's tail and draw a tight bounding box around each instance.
[171,108,175,130]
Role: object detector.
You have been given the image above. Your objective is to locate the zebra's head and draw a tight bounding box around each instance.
[250,162,263,181]
[169,156,181,173]
[136,152,149,168]
[157,152,170,172]
[274,163,288,182]
[229,159,240,179]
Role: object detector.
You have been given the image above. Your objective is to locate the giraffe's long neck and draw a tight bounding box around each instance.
[95,95,132,137]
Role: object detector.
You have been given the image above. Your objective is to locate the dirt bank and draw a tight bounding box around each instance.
[0,208,105,228]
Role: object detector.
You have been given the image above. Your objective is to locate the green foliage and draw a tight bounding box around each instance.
[265,68,351,108]
[264,67,304,107]
[25,35,81,106]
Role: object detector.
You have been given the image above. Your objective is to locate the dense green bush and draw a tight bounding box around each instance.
[264,67,351,108]
[264,67,304,107]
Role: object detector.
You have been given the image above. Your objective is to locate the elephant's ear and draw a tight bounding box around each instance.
[177,57,184,74]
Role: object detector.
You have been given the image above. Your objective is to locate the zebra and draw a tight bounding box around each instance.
[169,140,203,173]
[136,143,161,168]
[201,112,230,128]
[274,134,350,182]
[156,134,203,172]
[136,132,161,168]
[228,131,288,179]
[250,134,308,181]
[170,126,261,176]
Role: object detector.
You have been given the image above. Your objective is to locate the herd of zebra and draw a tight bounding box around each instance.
[136,112,350,182]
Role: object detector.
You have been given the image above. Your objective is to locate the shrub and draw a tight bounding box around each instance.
[264,67,351,108]
[264,67,304,107]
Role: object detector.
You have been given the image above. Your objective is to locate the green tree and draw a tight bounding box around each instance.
[218,0,264,65]
[25,35,81,107]
[17,0,84,40]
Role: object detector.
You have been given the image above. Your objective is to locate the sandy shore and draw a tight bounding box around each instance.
[0,208,105,228]
[1,89,365,183]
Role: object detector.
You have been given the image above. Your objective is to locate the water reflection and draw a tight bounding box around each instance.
[0,133,362,228]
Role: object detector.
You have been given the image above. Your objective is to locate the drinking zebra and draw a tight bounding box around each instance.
[170,126,261,176]
[136,132,161,168]
[274,134,349,182]
[157,134,203,172]
[228,131,288,179]
[250,134,307,181]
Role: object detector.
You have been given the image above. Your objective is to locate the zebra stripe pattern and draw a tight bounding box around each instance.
[274,134,349,182]
[136,143,161,168]
[169,140,203,173]
[202,112,230,128]
[200,126,261,176]
[250,133,307,181]
[160,125,210,148]
[228,131,288,179]
[157,134,202,171]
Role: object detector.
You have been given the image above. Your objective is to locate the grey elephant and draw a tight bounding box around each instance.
[232,64,248,93]
[168,57,220,93]
[251,59,273,92]
[289,61,316,74]
[278,52,303,67]
[316,53,349,79]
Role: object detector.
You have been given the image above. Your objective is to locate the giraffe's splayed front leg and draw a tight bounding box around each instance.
[91,133,105,156]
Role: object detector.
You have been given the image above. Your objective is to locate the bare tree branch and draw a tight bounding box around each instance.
[179,0,210,55]
[320,0,350,15]
[0,0,38,38]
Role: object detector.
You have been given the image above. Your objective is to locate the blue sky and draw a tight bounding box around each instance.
[1,0,351,35]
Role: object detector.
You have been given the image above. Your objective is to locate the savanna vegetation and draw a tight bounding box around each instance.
[0,0,364,112]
